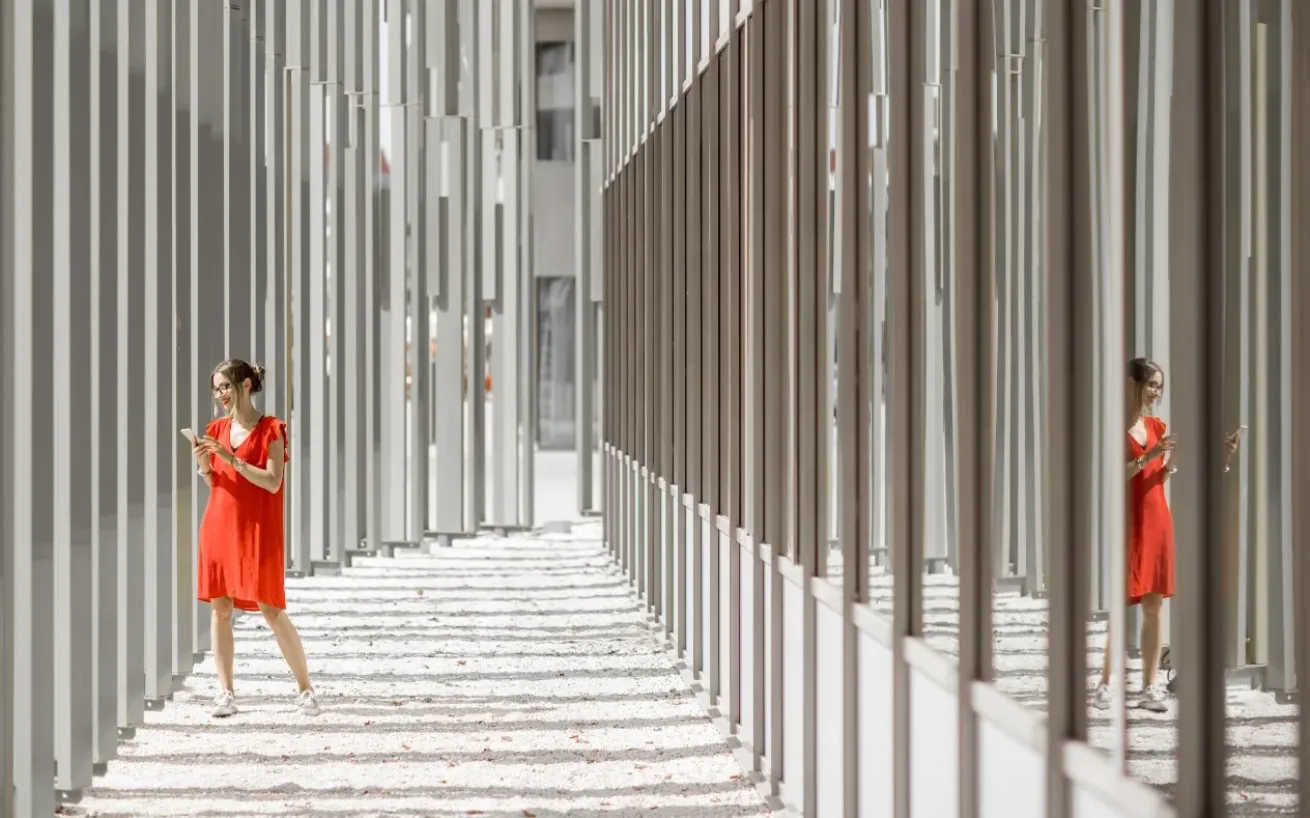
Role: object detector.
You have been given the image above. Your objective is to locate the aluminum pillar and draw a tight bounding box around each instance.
[342,0,368,559]
[462,0,488,530]
[326,0,349,566]
[53,0,95,798]
[7,2,58,813]
[380,0,408,544]
[93,0,125,764]
[169,0,196,695]
[362,0,382,554]
[576,0,604,515]
[286,0,313,575]
[250,0,268,383]
[117,0,148,734]
[486,0,535,529]
[306,0,331,567]
[143,0,174,708]
[406,0,431,544]
[264,0,288,467]
[431,0,472,545]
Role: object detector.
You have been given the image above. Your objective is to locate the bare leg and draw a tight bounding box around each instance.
[210,597,236,693]
[259,603,313,692]
[1139,594,1164,688]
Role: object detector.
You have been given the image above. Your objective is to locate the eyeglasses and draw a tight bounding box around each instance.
[211,382,235,396]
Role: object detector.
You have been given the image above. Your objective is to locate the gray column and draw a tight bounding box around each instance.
[431,0,470,544]
[362,0,382,553]
[381,0,408,543]
[265,0,287,434]
[6,0,57,814]
[226,2,251,360]
[143,0,175,707]
[575,0,602,514]
[487,0,535,528]
[250,0,267,372]
[92,0,123,763]
[192,0,224,646]
[304,0,329,564]
[117,0,147,733]
[406,0,430,544]
[342,0,365,556]
[286,0,312,574]
[53,0,95,798]
[327,0,348,565]
[463,0,488,529]
[169,0,196,691]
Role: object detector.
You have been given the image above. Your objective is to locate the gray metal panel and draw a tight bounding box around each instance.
[362,0,382,553]
[92,0,123,763]
[326,0,348,563]
[379,0,406,543]
[53,0,96,793]
[407,0,430,542]
[264,0,287,431]
[433,119,468,535]
[170,0,195,687]
[8,1,58,813]
[461,0,488,528]
[192,0,223,647]
[117,0,148,731]
[307,0,329,564]
[341,0,365,555]
[286,0,312,573]
[250,0,267,384]
[143,0,174,705]
[226,4,252,360]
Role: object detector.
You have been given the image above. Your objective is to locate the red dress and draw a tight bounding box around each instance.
[1126,416,1175,605]
[198,415,290,612]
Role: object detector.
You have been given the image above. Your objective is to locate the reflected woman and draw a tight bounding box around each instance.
[193,359,319,718]
[1091,358,1240,713]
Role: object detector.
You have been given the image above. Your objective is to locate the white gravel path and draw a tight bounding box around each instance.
[70,521,770,818]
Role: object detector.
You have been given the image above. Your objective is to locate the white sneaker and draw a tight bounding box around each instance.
[1138,683,1168,713]
[1091,682,1112,710]
[296,688,320,716]
[211,690,238,718]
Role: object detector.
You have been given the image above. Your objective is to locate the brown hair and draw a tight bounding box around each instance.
[1128,357,1164,411]
[212,358,266,395]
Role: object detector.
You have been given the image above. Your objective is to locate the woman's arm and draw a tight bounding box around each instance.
[232,437,285,494]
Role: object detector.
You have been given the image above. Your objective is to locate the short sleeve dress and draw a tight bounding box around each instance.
[197,415,291,612]
[1126,415,1175,605]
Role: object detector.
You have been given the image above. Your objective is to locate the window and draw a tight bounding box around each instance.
[536,42,575,161]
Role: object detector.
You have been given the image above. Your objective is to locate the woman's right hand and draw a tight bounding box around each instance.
[1151,433,1177,460]
[193,437,210,466]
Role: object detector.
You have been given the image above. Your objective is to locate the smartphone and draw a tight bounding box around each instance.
[181,427,198,446]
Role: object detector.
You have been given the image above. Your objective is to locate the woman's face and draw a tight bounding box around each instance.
[212,373,241,411]
[1139,370,1164,411]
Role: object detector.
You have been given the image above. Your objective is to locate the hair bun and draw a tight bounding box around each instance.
[250,363,266,394]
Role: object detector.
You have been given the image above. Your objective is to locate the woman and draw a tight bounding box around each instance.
[192,359,319,718]
[1091,358,1240,713]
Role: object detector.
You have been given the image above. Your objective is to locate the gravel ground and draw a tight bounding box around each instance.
[70,522,770,818]
[856,561,1300,815]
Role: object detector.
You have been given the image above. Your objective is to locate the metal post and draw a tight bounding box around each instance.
[285,0,312,575]
[307,0,329,567]
[406,0,430,545]
[53,0,95,799]
[250,0,267,378]
[117,0,148,735]
[381,0,408,546]
[463,0,488,530]
[431,0,470,546]
[8,1,57,813]
[169,0,195,695]
[362,0,381,557]
[327,0,348,568]
[576,0,598,514]
[143,0,174,708]
[94,0,124,760]
[342,0,365,559]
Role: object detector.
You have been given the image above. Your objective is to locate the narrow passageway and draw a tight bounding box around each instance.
[71,522,769,818]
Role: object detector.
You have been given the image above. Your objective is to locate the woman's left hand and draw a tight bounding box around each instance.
[198,436,234,464]
[1224,428,1243,456]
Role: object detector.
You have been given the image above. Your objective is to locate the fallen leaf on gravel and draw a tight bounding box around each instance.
[401,744,411,751]
[522,812,537,818]
[457,660,467,665]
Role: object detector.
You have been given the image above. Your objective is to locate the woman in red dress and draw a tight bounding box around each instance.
[192,359,319,718]
[1091,358,1240,713]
